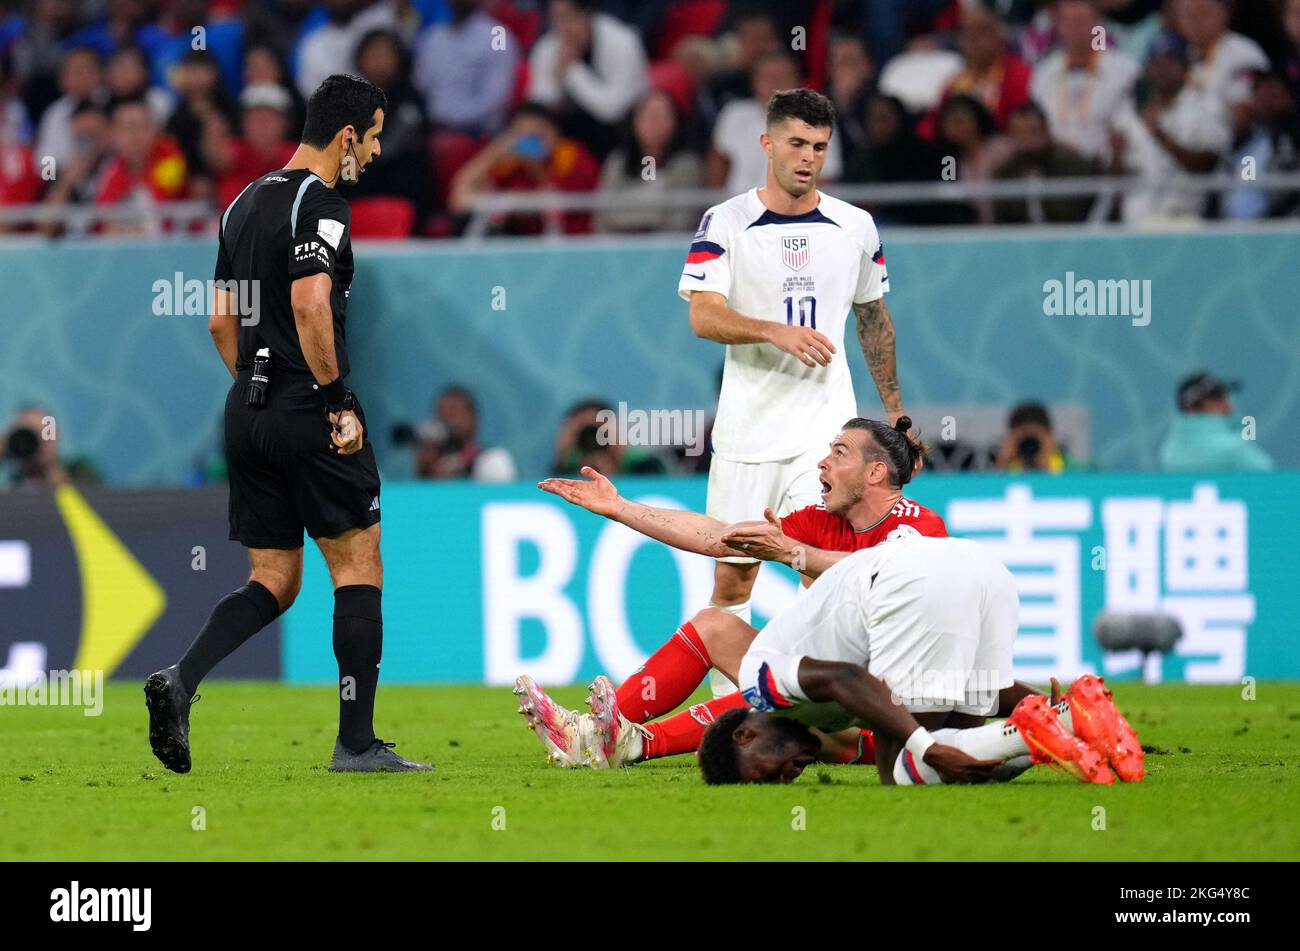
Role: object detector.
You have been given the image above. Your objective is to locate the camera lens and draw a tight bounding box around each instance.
[1015,434,1041,465]
[6,426,39,461]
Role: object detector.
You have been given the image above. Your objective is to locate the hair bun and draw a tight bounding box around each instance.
[893,415,912,434]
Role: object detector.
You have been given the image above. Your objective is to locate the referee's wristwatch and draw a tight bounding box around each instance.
[322,378,355,416]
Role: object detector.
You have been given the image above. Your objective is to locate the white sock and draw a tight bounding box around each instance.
[706,602,750,697]
[893,722,1031,786]
[893,747,942,784]
[936,722,1030,761]
[709,601,751,624]
[1056,698,1074,734]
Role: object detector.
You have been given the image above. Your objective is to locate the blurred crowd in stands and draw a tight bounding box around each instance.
[1,0,1298,237]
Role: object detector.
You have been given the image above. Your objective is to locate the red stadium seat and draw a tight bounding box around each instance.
[803,0,832,91]
[430,131,488,210]
[510,57,530,111]
[648,59,695,117]
[655,0,725,59]
[933,0,962,32]
[488,0,541,49]
[348,197,416,239]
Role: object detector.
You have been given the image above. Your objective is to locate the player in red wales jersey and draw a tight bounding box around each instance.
[519,417,946,769]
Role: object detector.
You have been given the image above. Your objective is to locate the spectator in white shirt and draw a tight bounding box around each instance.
[1108,32,1231,223]
[295,0,398,100]
[708,51,842,194]
[1173,0,1268,136]
[1031,0,1138,164]
[413,0,518,137]
[526,0,648,159]
[35,47,104,170]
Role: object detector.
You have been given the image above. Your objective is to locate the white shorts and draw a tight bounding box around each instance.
[706,446,824,564]
[869,542,1018,717]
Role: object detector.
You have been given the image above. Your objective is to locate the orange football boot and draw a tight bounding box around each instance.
[1066,674,1144,782]
[1009,694,1115,784]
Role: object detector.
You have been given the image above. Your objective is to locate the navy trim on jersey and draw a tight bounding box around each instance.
[746,207,840,229]
[289,173,324,238]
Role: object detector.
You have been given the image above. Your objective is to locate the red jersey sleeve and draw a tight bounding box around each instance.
[914,508,948,538]
[779,506,825,547]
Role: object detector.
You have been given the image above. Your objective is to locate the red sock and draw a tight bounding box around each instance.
[819,729,877,765]
[615,621,713,723]
[642,693,750,760]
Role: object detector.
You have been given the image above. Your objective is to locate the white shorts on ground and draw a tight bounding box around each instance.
[737,536,1019,731]
[868,538,1018,716]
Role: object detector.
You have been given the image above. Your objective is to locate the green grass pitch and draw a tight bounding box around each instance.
[2,681,1298,860]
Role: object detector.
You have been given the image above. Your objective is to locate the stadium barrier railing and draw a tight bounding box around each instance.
[3,173,1300,237]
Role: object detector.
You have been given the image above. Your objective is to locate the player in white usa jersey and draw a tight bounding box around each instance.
[677,87,908,697]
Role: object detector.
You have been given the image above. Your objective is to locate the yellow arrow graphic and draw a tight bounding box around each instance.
[55,484,167,676]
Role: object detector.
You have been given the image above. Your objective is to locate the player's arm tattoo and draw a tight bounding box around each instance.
[618,499,735,558]
[854,298,903,418]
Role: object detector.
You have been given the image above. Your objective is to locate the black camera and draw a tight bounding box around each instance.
[392,419,456,450]
[1015,434,1041,466]
[5,426,39,461]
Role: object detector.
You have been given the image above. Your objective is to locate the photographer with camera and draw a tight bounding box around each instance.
[0,406,99,487]
[994,401,1080,474]
[394,385,516,483]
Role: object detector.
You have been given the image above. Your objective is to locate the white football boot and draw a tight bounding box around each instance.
[514,674,607,768]
[585,675,651,768]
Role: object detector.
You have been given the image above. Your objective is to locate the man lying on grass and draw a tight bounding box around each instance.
[690,533,1144,785]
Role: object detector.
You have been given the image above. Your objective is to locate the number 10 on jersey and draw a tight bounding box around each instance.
[785,295,817,329]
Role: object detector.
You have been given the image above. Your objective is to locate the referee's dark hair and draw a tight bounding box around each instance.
[843,416,927,487]
[766,86,835,131]
[301,73,388,148]
[698,707,750,784]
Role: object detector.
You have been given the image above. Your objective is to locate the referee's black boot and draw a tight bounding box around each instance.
[328,737,432,772]
[144,665,200,774]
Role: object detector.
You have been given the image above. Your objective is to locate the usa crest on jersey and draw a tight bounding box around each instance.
[781,235,810,271]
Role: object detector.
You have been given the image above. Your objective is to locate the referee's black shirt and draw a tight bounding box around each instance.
[215,168,354,377]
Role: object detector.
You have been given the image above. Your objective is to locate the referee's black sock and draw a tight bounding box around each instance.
[177,582,282,695]
[333,584,383,754]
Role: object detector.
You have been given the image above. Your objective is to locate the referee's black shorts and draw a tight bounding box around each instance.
[224,368,381,550]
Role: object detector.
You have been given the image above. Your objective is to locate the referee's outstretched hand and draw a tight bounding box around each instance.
[330,409,365,455]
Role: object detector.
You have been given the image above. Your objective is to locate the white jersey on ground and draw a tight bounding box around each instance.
[737,534,1019,731]
[677,188,889,464]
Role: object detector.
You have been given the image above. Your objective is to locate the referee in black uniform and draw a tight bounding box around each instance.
[144,74,429,773]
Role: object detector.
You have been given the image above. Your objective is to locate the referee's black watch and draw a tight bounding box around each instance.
[322,378,355,415]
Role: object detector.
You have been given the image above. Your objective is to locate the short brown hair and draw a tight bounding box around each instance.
[766,87,835,131]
